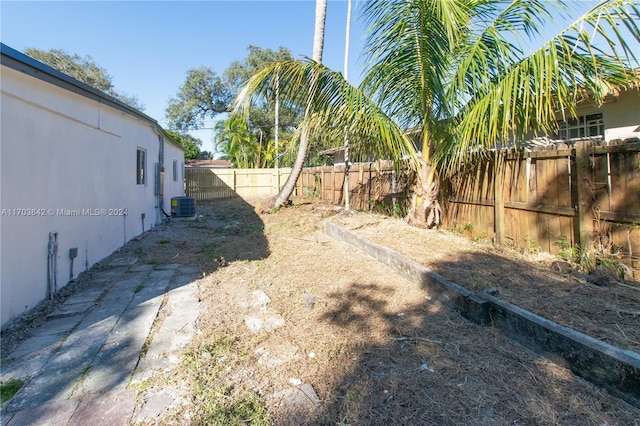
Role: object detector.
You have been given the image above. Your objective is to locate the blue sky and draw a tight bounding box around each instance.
[1,0,367,154]
[1,1,612,155]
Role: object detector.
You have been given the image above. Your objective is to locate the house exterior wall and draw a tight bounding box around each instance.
[0,64,184,326]
[563,88,640,141]
[163,141,185,214]
[599,89,639,140]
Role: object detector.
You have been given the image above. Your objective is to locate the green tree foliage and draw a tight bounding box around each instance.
[24,48,145,111]
[198,151,213,160]
[235,0,640,216]
[236,61,419,166]
[166,45,304,168]
[165,67,230,132]
[358,0,640,170]
[164,130,202,160]
[215,116,267,168]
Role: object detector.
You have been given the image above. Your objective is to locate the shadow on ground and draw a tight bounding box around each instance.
[118,196,270,275]
[0,196,269,424]
[170,202,638,425]
[310,270,638,425]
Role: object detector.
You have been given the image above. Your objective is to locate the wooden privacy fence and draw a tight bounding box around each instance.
[186,161,408,212]
[442,138,640,278]
[185,140,639,277]
[296,160,409,211]
[185,167,291,200]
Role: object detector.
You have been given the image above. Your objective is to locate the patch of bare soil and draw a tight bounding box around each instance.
[130,197,638,425]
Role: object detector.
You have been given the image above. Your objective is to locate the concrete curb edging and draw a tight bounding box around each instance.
[324,221,640,408]
[324,220,491,324]
[485,294,640,407]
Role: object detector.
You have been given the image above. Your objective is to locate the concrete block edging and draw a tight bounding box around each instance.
[324,221,640,409]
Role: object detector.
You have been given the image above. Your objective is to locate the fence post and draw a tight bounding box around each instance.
[232,170,237,193]
[573,141,591,249]
[368,162,373,203]
[185,169,191,197]
[494,151,505,245]
[331,166,336,203]
[299,168,304,196]
[273,169,278,195]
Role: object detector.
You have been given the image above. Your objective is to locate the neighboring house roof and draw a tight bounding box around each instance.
[185,159,232,168]
[318,147,345,156]
[0,43,184,152]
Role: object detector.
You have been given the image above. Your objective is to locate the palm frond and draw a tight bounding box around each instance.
[360,0,472,131]
[234,59,419,170]
[447,0,560,113]
[439,0,640,171]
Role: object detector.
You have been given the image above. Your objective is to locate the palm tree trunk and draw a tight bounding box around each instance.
[273,0,327,208]
[274,75,279,170]
[274,125,311,207]
[407,125,441,227]
[312,0,327,63]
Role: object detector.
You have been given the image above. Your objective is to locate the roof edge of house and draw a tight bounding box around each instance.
[156,127,186,153]
[1,43,183,152]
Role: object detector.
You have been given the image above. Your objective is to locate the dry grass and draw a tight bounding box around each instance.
[329,211,640,354]
[69,197,640,424]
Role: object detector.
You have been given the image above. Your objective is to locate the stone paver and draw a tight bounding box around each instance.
[131,281,199,384]
[68,389,137,426]
[0,261,202,426]
[244,311,286,333]
[4,399,80,426]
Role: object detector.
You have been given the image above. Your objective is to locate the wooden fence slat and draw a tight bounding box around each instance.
[574,141,592,249]
[494,152,505,245]
[184,143,639,278]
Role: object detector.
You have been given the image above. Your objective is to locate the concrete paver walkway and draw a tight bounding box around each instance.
[1,258,201,425]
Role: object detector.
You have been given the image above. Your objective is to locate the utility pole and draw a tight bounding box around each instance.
[343,0,352,211]
[275,75,279,171]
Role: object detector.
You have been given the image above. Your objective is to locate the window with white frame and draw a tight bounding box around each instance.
[136,148,146,185]
[173,160,178,181]
[556,113,604,140]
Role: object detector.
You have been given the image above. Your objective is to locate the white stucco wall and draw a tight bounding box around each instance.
[163,140,186,214]
[574,88,640,141]
[0,65,183,326]
[517,88,640,145]
[603,89,639,140]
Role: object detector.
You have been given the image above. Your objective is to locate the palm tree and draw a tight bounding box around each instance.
[215,116,252,168]
[362,0,640,225]
[215,116,281,168]
[313,0,328,63]
[236,0,640,215]
[267,0,329,208]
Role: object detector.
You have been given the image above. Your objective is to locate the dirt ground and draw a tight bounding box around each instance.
[329,211,640,354]
[121,196,639,425]
[4,196,639,425]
